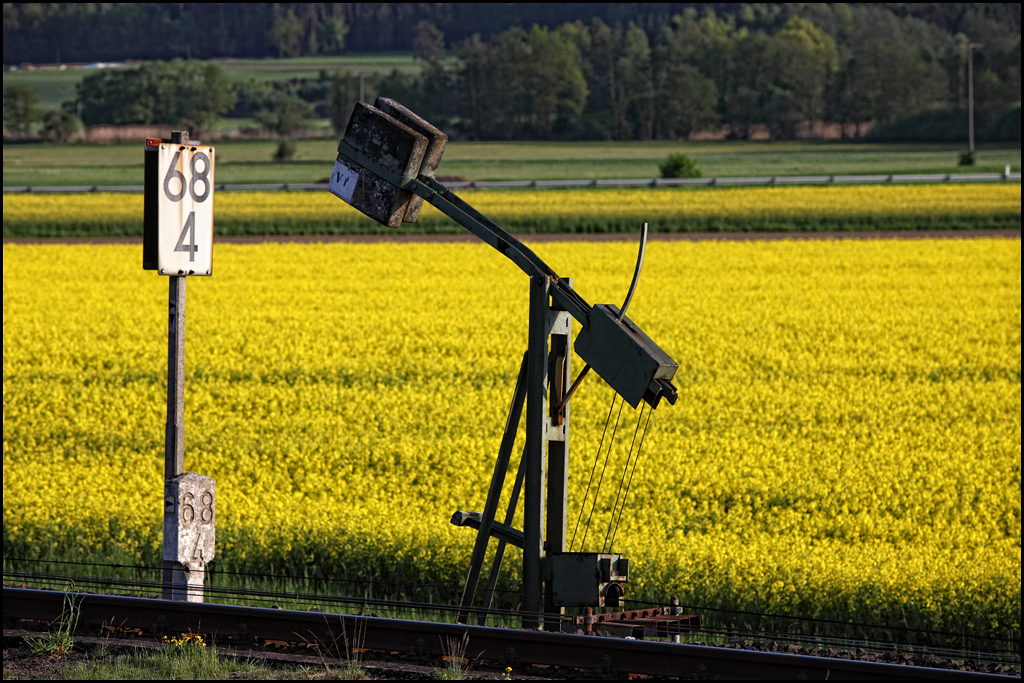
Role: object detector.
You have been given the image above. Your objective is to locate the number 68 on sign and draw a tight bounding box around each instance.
[144,138,215,276]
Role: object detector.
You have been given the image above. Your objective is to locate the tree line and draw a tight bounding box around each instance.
[3,3,1020,63]
[399,6,1020,141]
[3,4,1021,143]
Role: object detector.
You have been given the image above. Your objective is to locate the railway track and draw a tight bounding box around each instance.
[4,587,1016,680]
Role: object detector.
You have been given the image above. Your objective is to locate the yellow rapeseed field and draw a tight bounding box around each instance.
[2,236,1020,638]
[3,182,1020,224]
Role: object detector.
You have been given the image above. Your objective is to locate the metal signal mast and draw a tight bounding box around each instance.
[328,99,679,629]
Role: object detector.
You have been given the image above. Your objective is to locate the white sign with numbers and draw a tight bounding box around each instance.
[157,143,215,276]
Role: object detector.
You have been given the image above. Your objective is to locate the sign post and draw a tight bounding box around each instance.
[144,130,216,602]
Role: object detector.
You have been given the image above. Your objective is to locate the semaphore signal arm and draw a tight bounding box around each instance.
[336,139,678,410]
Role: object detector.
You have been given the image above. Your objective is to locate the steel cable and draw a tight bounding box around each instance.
[605,406,653,553]
[601,402,646,553]
[569,390,618,551]
[577,395,626,552]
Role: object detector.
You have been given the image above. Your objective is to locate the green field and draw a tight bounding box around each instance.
[3,139,1021,187]
[2,54,423,111]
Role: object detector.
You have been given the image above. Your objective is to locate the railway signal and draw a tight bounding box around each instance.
[329,99,678,629]
[144,130,217,602]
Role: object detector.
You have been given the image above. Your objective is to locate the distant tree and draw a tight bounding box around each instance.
[230,79,276,118]
[318,18,349,55]
[844,39,946,125]
[414,20,446,64]
[616,24,654,140]
[974,68,1018,129]
[657,63,718,139]
[39,110,78,143]
[76,60,235,134]
[725,87,761,139]
[270,9,304,58]
[762,86,802,139]
[172,63,236,133]
[455,34,492,140]
[584,18,623,139]
[770,17,839,130]
[723,32,775,137]
[827,58,875,137]
[454,25,587,140]
[327,71,360,135]
[654,22,720,139]
[523,26,588,137]
[3,84,42,135]
[255,91,316,136]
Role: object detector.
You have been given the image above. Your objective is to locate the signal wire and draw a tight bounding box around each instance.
[4,569,572,627]
[3,556,516,596]
[577,394,625,551]
[605,406,653,553]
[601,402,646,553]
[568,390,618,551]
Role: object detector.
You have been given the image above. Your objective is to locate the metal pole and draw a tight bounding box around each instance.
[457,352,529,624]
[968,44,975,157]
[478,447,527,625]
[523,276,549,628]
[163,274,186,600]
[671,596,681,644]
[165,275,186,479]
[544,279,572,629]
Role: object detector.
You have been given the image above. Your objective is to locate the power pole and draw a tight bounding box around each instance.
[966,42,984,163]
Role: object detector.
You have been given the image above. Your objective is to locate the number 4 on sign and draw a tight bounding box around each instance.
[144,137,215,277]
[175,212,199,262]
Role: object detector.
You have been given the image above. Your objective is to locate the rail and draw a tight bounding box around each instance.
[3,587,1016,680]
[3,171,1020,194]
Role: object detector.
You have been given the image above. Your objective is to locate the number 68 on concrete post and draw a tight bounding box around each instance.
[143,135,215,276]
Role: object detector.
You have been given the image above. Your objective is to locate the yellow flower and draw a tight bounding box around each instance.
[3,236,1019,635]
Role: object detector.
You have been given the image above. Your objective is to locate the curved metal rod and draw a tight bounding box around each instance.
[617,222,648,320]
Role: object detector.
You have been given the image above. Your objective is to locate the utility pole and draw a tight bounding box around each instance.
[965,42,984,164]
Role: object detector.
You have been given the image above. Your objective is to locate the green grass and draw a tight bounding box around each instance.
[6,210,1020,240]
[212,53,424,82]
[48,640,345,680]
[2,54,423,112]
[2,67,88,111]
[3,139,1021,187]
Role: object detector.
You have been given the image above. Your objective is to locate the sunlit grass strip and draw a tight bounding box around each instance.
[3,237,1020,644]
[3,183,1020,237]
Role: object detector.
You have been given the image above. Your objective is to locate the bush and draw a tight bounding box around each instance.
[870,107,967,142]
[76,60,235,133]
[39,110,78,143]
[659,153,702,178]
[3,83,42,135]
[982,102,1021,143]
[273,139,297,161]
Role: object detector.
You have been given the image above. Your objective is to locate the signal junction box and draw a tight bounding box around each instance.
[547,552,630,608]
